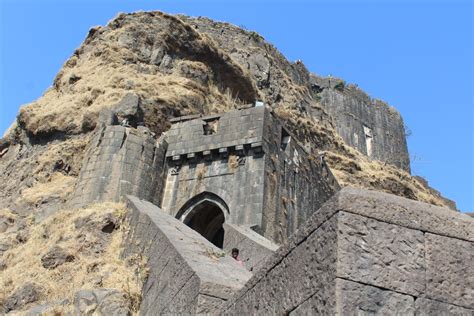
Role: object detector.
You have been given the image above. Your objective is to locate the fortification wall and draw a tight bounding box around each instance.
[310,75,410,172]
[221,187,473,314]
[223,223,278,272]
[162,106,339,244]
[124,196,251,315]
[260,109,340,243]
[162,107,266,227]
[70,126,166,208]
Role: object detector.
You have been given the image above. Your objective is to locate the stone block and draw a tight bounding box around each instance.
[328,187,473,242]
[223,214,338,314]
[425,233,473,308]
[336,211,425,296]
[221,188,473,314]
[415,298,474,315]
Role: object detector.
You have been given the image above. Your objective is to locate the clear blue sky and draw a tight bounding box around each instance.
[1,0,472,212]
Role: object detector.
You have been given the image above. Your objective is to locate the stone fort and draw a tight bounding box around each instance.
[69,101,472,314]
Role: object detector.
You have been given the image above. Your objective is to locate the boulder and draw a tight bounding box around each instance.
[113,93,142,127]
[74,289,130,315]
[41,246,74,269]
[4,283,41,312]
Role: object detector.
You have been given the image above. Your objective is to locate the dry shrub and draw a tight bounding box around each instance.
[19,173,75,206]
[0,203,144,313]
[196,164,208,180]
[228,155,239,171]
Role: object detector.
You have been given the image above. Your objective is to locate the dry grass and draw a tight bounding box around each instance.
[33,137,90,181]
[16,12,253,138]
[19,173,75,206]
[0,203,144,313]
[0,209,17,221]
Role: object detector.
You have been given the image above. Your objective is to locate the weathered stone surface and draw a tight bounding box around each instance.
[223,214,338,314]
[425,233,474,308]
[41,246,75,269]
[337,211,425,296]
[125,195,251,315]
[325,187,473,242]
[334,278,415,315]
[24,299,69,316]
[74,289,130,315]
[311,74,410,171]
[70,126,167,208]
[4,283,41,312]
[221,188,473,314]
[415,298,474,315]
[98,108,117,127]
[25,303,55,316]
[223,223,278,272]
[0,214,14,233]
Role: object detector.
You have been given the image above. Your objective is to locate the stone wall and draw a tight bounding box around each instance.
[162,107,266,226]
[165,106,264,158]
[310,75,410,172]
[260,109,340,243]
[123,195,251,315]
[161,106,339,245]
[221,187,473,314]
[70,126,167,208]
[223,223,278,272]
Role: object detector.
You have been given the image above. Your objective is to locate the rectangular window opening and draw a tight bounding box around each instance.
[203,118,219,135]
[281,128,291,151]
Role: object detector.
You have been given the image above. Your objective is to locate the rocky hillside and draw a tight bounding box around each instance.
[0,10,457,313]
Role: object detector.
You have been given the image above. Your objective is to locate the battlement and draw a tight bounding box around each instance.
[165,106,264,160]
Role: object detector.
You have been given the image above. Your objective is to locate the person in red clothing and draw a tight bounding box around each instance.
[231,248,244,267]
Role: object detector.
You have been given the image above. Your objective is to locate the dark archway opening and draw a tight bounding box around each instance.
[183,200,225,248]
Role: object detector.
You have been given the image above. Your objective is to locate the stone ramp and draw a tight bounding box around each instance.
[223,223,278,272]
[220,187,474,314]
[124,195,251,315]
[70,126,167,208]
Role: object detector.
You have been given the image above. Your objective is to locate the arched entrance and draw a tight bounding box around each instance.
[176,192,228,248]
